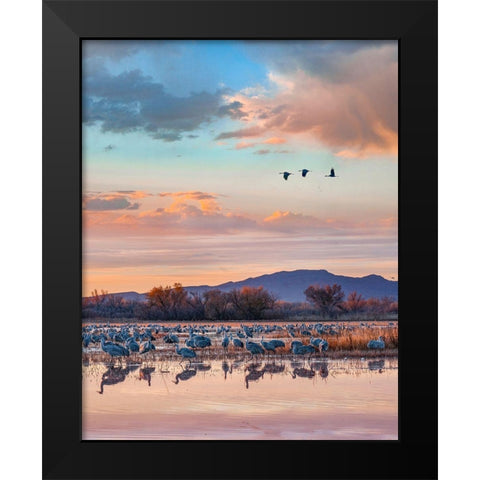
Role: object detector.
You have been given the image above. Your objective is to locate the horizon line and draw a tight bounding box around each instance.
[84,268,397,296]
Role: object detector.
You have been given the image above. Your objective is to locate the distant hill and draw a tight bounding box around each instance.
[87,269,397,303]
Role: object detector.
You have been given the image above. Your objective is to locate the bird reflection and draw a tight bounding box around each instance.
[290,367,315,379]
[98,365,138,394]
[244,363,265,389]
[311,361,329,379]
[222,361,230,380]
[368,360,385,373]
[139,367,155,386]
[262,362,285,376]
[195,363,212,372]
[172,366,197,384]
[290,360,304,369]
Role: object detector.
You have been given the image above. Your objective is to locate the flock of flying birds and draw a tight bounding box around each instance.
[279,168,339,181]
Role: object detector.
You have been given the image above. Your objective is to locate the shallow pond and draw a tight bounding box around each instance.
[82,357,397,440]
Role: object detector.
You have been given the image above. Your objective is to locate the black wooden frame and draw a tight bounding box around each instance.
[43,1,438,478]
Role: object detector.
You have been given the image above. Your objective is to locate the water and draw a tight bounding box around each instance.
[82,357,398,440]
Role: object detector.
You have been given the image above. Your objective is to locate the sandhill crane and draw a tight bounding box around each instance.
[232,337,244,349]
[367,336,386,349]
[298,169,311,177]
[193,335,212,349]
[269,339,285,349]
[261,336,277,356]
[100,337,130,362]
[325,168,339,178]
[140,340,156,354]
[245,338,265,359]
[291,342,316,358]
[175,343,196,364]
[279,171,293,180]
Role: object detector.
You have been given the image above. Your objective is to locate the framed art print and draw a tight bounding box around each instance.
[43,1,437,479]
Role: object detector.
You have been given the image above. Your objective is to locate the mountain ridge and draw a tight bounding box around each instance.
[86,269,397,303]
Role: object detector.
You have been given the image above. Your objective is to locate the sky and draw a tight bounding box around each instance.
[82,40,398,295]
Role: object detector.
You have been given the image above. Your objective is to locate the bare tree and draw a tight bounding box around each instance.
[344,291,367,316]
[203,289,230,320]
[229,286,276,320]
[147,283,188,319]
[304,284,345,318]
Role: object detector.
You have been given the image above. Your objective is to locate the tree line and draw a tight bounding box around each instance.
[82,283,398,321]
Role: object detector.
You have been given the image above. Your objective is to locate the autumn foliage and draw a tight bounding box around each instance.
[82,282,397,321]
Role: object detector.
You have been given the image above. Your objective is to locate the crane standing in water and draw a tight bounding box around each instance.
[245,338,265,359]
[101,337,130,362]
[367,336,386,349]
[175,343,196,365]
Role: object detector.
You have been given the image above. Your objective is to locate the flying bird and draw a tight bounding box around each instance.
[299,169,311,177]
[325,168,339,178]
[279,171,293,180]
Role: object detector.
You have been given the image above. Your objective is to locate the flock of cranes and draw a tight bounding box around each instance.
[83,321,390,365]
[279,168,339,181]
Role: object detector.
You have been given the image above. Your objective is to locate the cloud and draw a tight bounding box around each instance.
[214,126,264,141]
[126,203,140,210]
[83,191,151,211]
[216,42,397,157]
[262,210,398,235]
[83,67,243,141]
[263,137,286,145]
[158,191,222,213]
[254,149,270,155]
[263,210,324,230]
[84,197,133,211]
[235,141,256,150]
[217,101,248,119]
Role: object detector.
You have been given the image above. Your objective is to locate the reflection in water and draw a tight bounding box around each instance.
[222,361,229,380]
[368,360,385,373]
[263,362,285,375]
[244,363,265,389]
[311,361,329,379]
[98,364,139,394]
[291,367,315,379]
[195,362,212,372]
[290,360,304,369]
[84,358,398,440]
[139,367,155,386]
[173,366,197,384]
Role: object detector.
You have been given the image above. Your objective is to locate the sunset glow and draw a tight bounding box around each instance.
[82,40,398,295]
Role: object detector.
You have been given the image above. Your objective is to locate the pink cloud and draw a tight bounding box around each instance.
[235,141,256,150]
[218,46,397,158]
[158,191,222,213]
[263,137,287,145]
